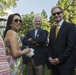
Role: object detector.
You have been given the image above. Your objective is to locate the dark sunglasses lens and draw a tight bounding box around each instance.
[20,20,22,23]
[14,19,22,23]
[52,12,61,16]
[14,19,18,22]
[57,12,61,15]
[52,13,55,16]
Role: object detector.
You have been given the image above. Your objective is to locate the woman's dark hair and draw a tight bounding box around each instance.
[3,13,21,38]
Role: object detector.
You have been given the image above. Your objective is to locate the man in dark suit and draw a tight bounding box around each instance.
[48,6,76,75]
[22,15,48,75]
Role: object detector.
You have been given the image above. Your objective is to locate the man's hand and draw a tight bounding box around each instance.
[48,57,55,65]
[52,58,60,65]
[48,57,60,65]
[28,38,32,40]
[48,57,53,63]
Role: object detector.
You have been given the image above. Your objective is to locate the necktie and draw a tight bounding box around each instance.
[55,25,59,38]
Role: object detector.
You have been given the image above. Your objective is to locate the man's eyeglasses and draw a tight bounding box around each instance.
[52,12,62,16]
[13,19,22,23]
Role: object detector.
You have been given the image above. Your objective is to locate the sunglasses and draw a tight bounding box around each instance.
[52,12,62,16]
[13,19,22,23]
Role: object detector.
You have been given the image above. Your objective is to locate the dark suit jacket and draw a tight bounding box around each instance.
[48,21,76,69]
[22,28,48,65]
[74,27,76,66]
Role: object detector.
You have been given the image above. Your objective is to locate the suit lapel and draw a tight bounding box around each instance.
[36,28,41,38]
[50,23,64,44]
[51,21,66,43]
[51,26,56,43]
[32,29,35,38]
[57,21,65,37]
[56,21,66,40]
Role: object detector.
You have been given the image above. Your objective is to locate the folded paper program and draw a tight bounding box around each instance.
[26,48,34,58]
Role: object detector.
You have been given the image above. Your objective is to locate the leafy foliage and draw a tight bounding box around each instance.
[57,0,76,24]
[19,12,35,35]
[41,9,47,20]
[49,0,76,25]
[19,12,50,36]
[0,0,18,15]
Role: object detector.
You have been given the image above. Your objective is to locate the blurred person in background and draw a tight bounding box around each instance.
[0,35,10,75]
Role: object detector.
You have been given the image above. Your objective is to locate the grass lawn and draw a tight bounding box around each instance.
[22,64,51,75]
[22,64,76,75]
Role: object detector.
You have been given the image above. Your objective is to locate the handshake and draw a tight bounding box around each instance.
[25,48,34,58]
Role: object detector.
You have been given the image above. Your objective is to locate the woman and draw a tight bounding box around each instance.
[4,13,30,75]
[0,35,10,75]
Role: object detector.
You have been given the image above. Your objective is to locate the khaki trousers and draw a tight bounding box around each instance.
[25,58,44,75]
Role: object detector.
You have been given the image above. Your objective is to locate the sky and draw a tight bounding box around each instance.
[10,0,58,19]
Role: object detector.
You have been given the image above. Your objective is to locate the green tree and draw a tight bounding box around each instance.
[19,13,50,36]
[41,9,47,20]
[0,0,18,15]
[41,14,50,32]
[19,12,35,35]
[57,0,76,24]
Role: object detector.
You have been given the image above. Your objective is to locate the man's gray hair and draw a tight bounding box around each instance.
[33,15,42,23]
